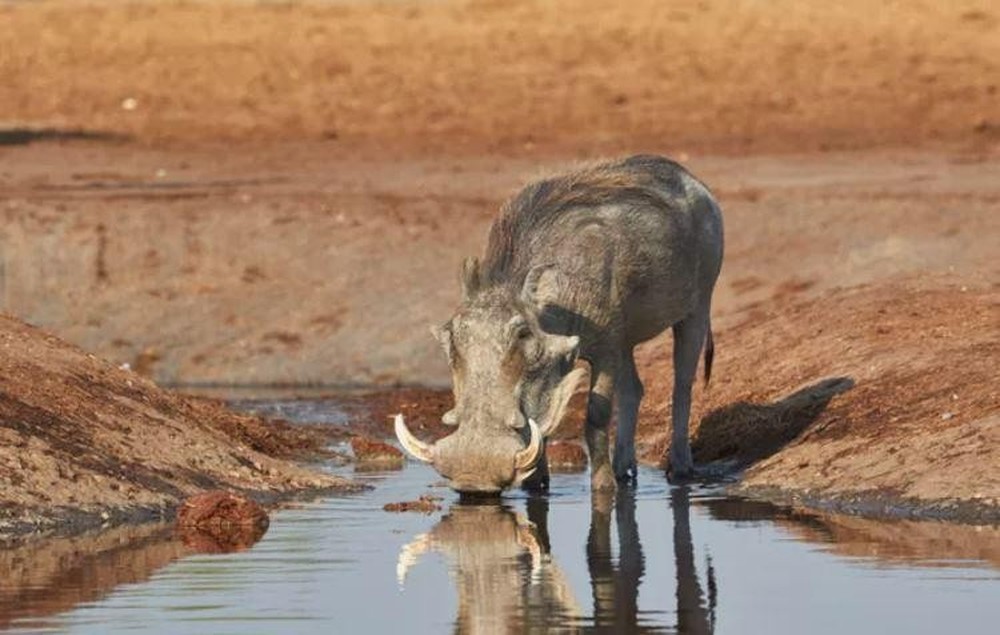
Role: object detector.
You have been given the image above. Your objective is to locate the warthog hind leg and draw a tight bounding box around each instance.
[667,304,711,480]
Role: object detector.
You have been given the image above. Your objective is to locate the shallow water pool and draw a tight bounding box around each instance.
[3,399,998,634]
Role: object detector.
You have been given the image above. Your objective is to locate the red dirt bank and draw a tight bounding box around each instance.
[0,314,357,540]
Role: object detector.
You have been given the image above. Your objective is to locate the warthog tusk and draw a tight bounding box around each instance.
[514,418,543,471]
[394,414,434,463]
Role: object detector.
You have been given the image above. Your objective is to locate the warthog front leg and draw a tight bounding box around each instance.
[613,351,643,483]
[585,361,617,491]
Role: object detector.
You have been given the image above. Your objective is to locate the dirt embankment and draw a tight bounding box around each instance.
[1,0,998,154]
[638,280,999,521]
[0,314,357,540]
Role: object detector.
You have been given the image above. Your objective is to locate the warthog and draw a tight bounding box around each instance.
[396,155,723,492]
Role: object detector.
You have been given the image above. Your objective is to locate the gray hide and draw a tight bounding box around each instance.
[396,154,723,492]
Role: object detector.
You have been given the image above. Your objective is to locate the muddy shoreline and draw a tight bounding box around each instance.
[0,480,368,546]
[0,313,366,543]
[737,486,1000,526]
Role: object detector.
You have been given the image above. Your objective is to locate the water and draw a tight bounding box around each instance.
[2,400,998,634]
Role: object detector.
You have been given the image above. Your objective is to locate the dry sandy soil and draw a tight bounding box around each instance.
[0,313,357,541]
[1,0,998,153]
[0,0,998,527]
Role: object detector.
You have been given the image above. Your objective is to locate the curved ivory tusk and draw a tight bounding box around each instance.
[396,532,433,586]
[393,414,434,463]
[514,418,543,471]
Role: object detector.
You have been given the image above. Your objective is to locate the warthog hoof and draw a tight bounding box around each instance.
[665,446,696,483]
[613,459,637,484]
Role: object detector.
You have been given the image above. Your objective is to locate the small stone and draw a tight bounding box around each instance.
[383,495,441,514]
[121,97,138,111]
[176,491,269,553]
[941,412,954,420]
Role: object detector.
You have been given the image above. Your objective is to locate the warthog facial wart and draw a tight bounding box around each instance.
[396,155,723,492]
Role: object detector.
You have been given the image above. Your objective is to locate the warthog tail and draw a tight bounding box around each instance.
[704,327,714,386]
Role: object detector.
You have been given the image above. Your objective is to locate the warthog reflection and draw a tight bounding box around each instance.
[398,501,582,632]
[397,487,716,633]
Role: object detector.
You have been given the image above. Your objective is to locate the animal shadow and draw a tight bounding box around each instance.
[692,376,855,472]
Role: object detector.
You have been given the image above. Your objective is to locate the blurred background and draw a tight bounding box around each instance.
[0,0,997,389]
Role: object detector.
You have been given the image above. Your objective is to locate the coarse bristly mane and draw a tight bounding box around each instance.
[480,155,689,285]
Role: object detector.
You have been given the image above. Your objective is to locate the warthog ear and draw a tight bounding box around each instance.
[520,263,564,309]
[430,323,453,360]
[461,257,482,300]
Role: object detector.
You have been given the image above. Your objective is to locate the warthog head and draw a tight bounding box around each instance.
[395,259,587,494]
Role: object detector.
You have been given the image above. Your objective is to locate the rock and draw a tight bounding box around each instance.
[176,491,269,553]
[351,436,404,470]
[547,441,588,472]
[383,495,442,514]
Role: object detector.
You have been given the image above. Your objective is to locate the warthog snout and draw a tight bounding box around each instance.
[394,414,544,494]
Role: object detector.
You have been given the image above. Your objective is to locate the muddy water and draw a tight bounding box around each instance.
[3,400,999,634]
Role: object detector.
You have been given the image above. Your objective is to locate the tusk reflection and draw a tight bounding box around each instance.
[396,532,433,586]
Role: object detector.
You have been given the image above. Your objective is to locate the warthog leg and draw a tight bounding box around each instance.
[668,301,712,479]
[585,361,617,491]
[613,351,643,483]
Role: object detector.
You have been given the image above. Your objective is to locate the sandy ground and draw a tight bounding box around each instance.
[1,0,998,154]
[0,0,998,527]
